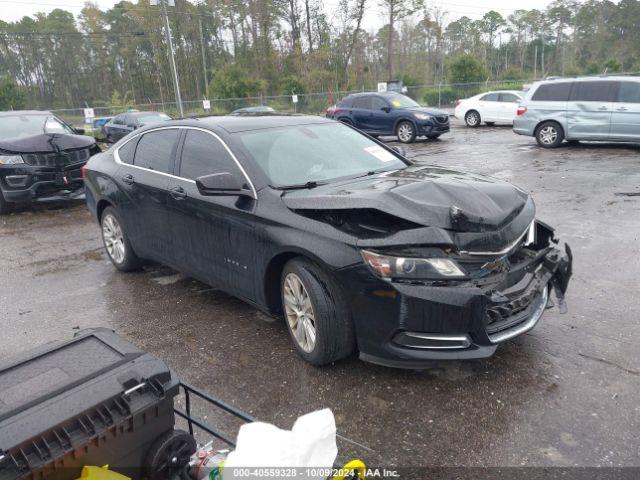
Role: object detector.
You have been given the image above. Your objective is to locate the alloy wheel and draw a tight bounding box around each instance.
[397,123,414,142]
[539,126,558,145]
[102,213,125,264]
[466,112,479,126]
[283,272,317,353]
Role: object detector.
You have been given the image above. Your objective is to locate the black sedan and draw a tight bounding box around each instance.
[103,111,171,143]
[84,115,572,367]
[0,110,100,214]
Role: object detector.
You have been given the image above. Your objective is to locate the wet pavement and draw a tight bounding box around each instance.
[1,120,639,469]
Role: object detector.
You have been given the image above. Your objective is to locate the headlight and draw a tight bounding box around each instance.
[414,113,431,120]
[0,155,24,165]
[361,249,466,280]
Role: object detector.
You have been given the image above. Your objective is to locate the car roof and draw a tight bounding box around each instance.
[179,114,334,133]
[538,75,640,83]
[0,110,54,117]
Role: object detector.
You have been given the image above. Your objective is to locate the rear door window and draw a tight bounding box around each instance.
[617,82,640,103]
[531,82,573,101]
[480,93,499,101]
[179,130,241,181]
[133,129,179,174]
[352,96,372,109]
[499,93,521,103]
[117,138,137,164]
[569,81,617,102]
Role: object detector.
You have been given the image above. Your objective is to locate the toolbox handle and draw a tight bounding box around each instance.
[123,381,146,398]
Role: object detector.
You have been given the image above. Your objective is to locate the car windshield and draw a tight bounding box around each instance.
[236,122,407,187]
[137,113,171,124]
[0,114,74,140]
[385,93,420,108]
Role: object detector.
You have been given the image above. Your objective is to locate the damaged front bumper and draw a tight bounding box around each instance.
[0,164,85,203]
[336,224,573,368]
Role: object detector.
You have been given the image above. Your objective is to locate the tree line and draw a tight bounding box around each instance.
[1,0,640,110]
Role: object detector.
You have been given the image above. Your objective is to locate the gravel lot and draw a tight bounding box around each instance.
[1,119,639,469]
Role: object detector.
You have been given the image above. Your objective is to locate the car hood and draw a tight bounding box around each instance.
[282,165,535,250]
[0,133,96,154]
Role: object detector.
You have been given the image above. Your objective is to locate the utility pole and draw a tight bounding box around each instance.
[153,0,183,118]
[534,44,538,79]
[199,19,209,98]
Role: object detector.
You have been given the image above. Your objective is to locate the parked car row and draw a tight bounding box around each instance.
[454,75,640,148]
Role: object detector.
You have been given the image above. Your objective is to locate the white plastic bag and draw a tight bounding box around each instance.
[222,408,338,479]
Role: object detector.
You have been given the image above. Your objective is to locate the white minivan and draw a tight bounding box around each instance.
[454,90,524,127]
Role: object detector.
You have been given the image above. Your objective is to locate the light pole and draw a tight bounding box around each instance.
[152,0,184,118]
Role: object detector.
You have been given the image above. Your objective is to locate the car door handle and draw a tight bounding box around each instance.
[597,106,609,111]
[170,186,187,200]
[121,174,134,185]
[616,107,628,111]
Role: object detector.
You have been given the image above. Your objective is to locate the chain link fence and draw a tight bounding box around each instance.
[51,79,539,128]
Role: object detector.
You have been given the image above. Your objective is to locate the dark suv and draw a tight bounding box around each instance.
[326,92,450,143]
[103,111,171,143]
[0,111,99,214]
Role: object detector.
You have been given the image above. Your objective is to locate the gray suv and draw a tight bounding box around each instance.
[513,76,640,147]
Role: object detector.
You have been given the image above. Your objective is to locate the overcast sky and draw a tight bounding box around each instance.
[3,0,557,28]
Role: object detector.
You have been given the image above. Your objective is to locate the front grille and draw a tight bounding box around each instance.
[486,287,539,334]
[22,148,91,167]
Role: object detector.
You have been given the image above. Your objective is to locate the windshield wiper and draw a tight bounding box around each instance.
[274,180,327,190]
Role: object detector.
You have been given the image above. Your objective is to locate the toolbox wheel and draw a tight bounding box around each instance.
[145,429,196,480]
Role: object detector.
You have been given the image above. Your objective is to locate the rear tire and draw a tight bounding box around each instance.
[281,258,355,365]
[396,121,416,143]
[0,191,14,215]
[427,134,440,140]
[535,121,565,148]
[100,206,142,271]
[465,110,481,127]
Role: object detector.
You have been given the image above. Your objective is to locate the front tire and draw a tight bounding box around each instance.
[100,206,142,271]
[396,121,416,143]
[427,134,440,140]
[535,121,564,148]
[281,258,355,365]
[465,110,481,127]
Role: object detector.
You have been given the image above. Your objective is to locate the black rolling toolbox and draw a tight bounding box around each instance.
[0,328,183,480]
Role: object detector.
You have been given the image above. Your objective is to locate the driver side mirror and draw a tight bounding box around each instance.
[74,127,85,135]
[381,106,391,113]
[196,172,252,197]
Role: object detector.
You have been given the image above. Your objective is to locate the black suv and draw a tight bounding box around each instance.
[0,111,100,214]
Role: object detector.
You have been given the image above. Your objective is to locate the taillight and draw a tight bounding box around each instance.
[81,164,86,179]
[517,106,527,115]
[455,99,461,107]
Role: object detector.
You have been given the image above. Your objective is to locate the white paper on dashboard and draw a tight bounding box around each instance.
[364,145,396,162]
